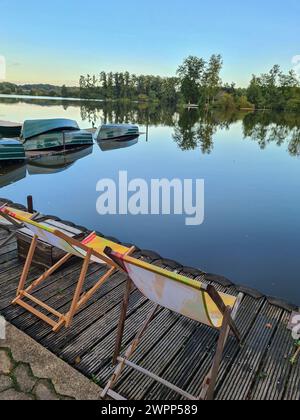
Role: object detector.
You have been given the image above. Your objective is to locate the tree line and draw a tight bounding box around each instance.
[247,65,300,111]
[79,72,179,104]
[0,82,81,98]
[1,55,300,111]
[71,56,300,112]
[174,56,300,111]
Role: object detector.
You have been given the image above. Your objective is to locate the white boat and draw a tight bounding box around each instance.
[94,124,140,142]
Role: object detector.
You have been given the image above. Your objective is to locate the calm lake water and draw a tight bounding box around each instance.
[1,97,300,304]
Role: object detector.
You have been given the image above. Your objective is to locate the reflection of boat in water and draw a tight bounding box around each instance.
[0,163,26,188]
[21,119,94,151]
[0,120,22,138]
[27,145,93,175]
[94,124,140,141]
[98,135,139,152]
[0,139,26,163]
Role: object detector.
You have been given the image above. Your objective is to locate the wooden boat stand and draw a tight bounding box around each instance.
[101,249,243,401]
[12,232,135,332]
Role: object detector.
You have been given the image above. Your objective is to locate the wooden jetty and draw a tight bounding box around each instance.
[0,200,299,400]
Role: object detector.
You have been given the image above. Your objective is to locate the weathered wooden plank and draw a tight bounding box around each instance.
[0,249,18,265]
[77,299,154,380]
[145,295,258,400]
[0,266,42,307]
[0,261,81,313]
[113,315,199,400]
[0,229,11,239]
[137,319,216,400]
[216,302,283,400]
[51,274,127,351]
[251,311,295,400]
[0,259,28,284]
[39,271,127,350]
[0,226,298,400]
[144,293,249,400]
[100,308,181,385]
[284,327,300,400]
[0,241,17,257]
[9,264,103,331]
[181,295,264,400]
[61,288,148,364]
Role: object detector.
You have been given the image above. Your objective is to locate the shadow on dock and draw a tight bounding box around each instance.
[0,200,299,400]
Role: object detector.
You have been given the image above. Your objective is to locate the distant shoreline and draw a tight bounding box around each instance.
[0,94,104,102]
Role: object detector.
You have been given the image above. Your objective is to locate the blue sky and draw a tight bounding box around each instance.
[1,0,300,86]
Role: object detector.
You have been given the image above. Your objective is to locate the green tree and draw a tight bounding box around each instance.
[202,54,223,106]
[107,72,114,99]
[100,71,108,99]
[61,85,68,97]
[246,66,300,111]
[247,76,265,109]
[177,56,206,104]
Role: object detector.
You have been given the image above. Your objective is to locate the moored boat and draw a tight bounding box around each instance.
[94,124,140,141]
[0,139,26,163]
[21,118,80,140]
[21,119,94,151]
[0,120,22,138]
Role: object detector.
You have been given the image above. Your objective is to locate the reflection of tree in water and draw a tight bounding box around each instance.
[288,129,300,156]
[2,97,299,157]
[80,101,176,127]
[173,109,200,151]
[173,109,240,154]
[243,112,300,156]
